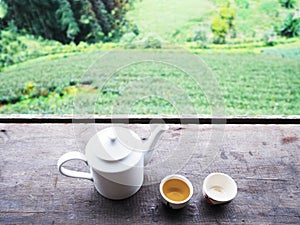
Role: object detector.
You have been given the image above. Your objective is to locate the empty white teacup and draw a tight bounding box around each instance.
[202,172,237,205]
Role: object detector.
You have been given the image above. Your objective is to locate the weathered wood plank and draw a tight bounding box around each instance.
[0,114,300,124]
[0,124,299,224]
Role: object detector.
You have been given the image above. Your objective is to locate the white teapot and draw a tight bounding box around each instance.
[57,124,168,200]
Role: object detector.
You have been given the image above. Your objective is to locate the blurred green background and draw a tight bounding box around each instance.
[0,0,299,115]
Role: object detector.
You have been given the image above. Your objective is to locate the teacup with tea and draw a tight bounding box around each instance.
[159,174,193,209]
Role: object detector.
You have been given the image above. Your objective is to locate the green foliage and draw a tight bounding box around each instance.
[0,0,7,19]
[0,30,108,69]
[0,0,137,43]
[211,16,229,44]
[263,29,278,46]
[0,31,27,68]
[188,37,299,53]
[211,5,236,44]
[142,33,162,49]
[120,32,137,48]
[24,81,35,95]
[55,0,79,41]
[279,0,297,9]
[280,11,300,37]
[191,26,207,42]
[191,26,208,48]
[220,6,235,21]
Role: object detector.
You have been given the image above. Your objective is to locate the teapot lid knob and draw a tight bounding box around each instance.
[87,127,132,162]
[107,133,117,143]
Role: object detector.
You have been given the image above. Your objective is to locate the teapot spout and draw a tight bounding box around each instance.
[145,124,169,150]
[143,124,169,165]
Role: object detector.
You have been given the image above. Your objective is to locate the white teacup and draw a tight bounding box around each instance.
[159,174,193,209]
[202,173,237,205]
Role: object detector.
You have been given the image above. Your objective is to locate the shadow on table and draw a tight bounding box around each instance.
[81,187,237,223]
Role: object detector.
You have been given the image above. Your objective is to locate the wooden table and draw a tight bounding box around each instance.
[0,123,299,224]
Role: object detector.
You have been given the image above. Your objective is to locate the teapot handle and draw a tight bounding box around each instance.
[57,151,93,181]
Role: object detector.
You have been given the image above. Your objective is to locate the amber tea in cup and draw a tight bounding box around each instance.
[160,174,193,209]
[162,178,190,202]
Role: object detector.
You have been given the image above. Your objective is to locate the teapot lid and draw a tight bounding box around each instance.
[85,127,143,173]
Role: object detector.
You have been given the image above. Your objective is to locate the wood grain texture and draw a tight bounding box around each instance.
[0,124,299,225]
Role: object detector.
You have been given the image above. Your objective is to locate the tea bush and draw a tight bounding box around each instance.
[1,51,300,115]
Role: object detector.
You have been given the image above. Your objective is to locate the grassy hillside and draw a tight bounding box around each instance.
[127,0,213,42]
[128,0,300,42]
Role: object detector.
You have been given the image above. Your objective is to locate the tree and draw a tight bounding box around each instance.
[211,5,236,44]
[0,0,136,44]
[280,10,300,37]
[279,0,297,9]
